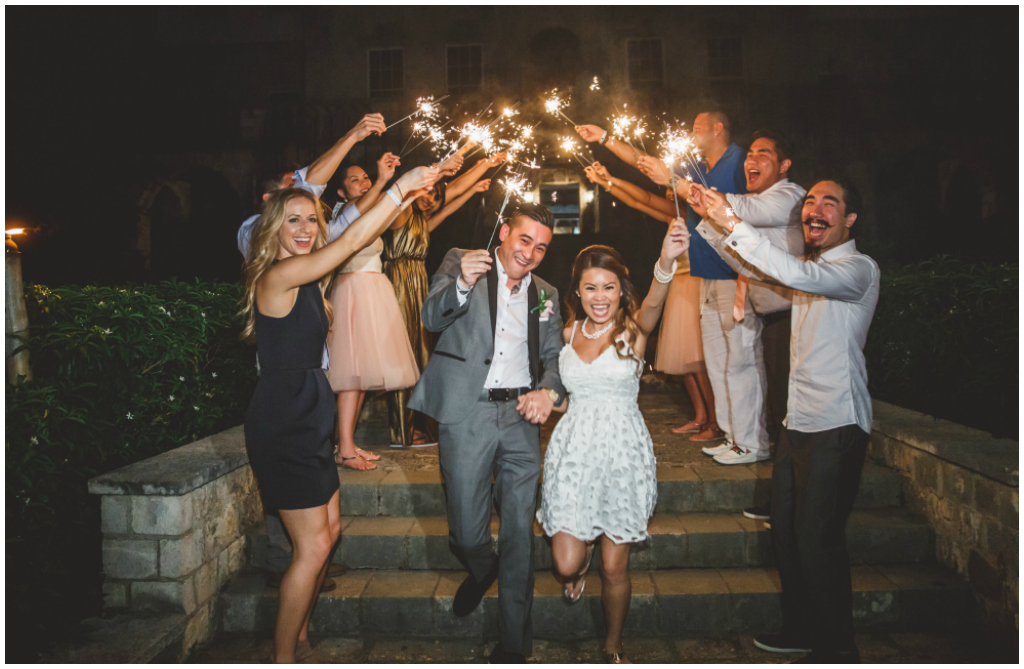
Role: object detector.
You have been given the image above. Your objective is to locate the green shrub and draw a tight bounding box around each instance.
[865,257,1018,437]
[5,280,256,660]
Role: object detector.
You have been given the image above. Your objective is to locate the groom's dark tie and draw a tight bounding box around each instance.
[510,282,521,296]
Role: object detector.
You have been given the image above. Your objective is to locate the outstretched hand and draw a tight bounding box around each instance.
[687,184,708,218]
[396,166,440,202]
[516,389,555,424]
[349,113,386,141]
[437,152,465,177]
[484,152,507,168]
[472,179,492,194]
[575,124,605,143]
[377,152,400,181]
[637,156,672,186]
[661,218,690,264]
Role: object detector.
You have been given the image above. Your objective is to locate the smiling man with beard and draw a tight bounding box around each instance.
[697,179,880,663]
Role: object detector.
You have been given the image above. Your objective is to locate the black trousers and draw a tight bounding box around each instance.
[761,309,791,447]
[771,424,869,654]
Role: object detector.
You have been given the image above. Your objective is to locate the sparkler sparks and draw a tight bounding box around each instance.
[559,136,591,168]
[385,94,448,130]
[544,90,578,126]
[486,172,532,249]
[589,76,601,91]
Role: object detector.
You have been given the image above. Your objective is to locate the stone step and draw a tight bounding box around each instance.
[334,461,902,517]
[219,563,972,639]
[249,508,933,572]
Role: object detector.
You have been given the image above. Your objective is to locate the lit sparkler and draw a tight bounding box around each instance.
[589,76,601,91]
[385,94,448,130]
[544,90,578,126]
[559,136,591,169]
[486,173,531,249]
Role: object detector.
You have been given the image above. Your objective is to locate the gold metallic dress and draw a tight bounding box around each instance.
[381,212,436,446]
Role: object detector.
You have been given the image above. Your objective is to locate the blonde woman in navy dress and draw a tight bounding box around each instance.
[241,165,438,662]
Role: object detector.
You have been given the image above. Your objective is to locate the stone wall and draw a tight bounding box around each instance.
[88,425,262,659]
[869,400,1018,641]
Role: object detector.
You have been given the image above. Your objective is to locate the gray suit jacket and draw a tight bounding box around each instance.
[408,248,567,425]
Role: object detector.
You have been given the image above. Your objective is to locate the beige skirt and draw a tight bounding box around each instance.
[326,271,420,392]
[655,272,705,375]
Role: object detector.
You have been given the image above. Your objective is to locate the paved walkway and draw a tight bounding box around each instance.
[193,631,989,663]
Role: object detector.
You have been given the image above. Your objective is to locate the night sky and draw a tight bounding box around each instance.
[6,7,1018,287]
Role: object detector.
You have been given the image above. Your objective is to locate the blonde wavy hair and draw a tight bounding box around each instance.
[565,245,644,370]
[240,188,333,342]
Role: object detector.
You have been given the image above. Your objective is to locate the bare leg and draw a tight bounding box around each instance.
[351,391,379,461]
[297,490,342,642]
[275,499,337,663]
[599,535,632,655]
[691,369,724,441]
[550,532,593,599]
[336,390,375,470]
[673,373,709,433]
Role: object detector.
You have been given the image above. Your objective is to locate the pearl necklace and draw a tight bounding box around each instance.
[581,316,614,340]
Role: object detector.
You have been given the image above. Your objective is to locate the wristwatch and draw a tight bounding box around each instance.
[543,388,560,404]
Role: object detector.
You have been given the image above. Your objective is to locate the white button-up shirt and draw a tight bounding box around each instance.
[236,166,355,258]
[457,254,533,389]
[718,178,807,314]
[706,222,880,434]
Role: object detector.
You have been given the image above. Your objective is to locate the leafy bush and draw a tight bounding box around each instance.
[5,280,256,661]
[865,257,1018,437]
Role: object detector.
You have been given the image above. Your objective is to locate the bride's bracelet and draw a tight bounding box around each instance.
[653,258,677,284]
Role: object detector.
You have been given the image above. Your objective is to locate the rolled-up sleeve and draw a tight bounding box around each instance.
[293,166,327,199]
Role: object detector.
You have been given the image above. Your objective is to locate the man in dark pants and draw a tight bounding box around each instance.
[697,179,880,662]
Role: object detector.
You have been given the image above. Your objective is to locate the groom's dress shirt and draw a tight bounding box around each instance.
[457,255,532,389]
[701,222,880,434]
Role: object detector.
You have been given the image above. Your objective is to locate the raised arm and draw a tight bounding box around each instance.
[352,152,400,215]
[447,152,505,199]
[575,124,647,168]
[305,114,386,187]
[634,220,690,339]
[427,178,492,232]
[265,167,438,292]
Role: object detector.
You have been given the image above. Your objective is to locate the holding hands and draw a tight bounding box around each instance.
[517,389,555,425]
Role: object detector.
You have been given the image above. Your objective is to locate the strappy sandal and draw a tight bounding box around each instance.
[562,543,595,604]
[606,649,631,664]
[337,455,377,471]
[672,420,705,435]
[355,448,380,462]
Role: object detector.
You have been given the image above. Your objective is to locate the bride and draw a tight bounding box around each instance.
[536,219,690,663]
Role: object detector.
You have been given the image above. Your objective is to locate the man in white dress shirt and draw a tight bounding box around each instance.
[409,204,566,663]
[697,179,880,663]
[688,131,806,465]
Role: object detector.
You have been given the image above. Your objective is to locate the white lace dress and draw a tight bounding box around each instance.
[537,323,658,544]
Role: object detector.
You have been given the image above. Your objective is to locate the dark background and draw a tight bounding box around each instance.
[6,6,1018,293]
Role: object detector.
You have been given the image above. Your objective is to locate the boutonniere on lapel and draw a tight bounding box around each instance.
[530,289,554,320]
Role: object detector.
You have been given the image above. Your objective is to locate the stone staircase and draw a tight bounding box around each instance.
[219,405,974,641]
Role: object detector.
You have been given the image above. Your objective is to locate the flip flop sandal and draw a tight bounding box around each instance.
[562,543,595,604]
[338,455,377,471]
[672,420,705,435]
[355,448,380,461]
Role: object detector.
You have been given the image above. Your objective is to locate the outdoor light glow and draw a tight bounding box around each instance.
[584,189,595,203]
[5,228,25,236]
[523,191,535,203]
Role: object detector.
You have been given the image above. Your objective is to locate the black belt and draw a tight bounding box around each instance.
[487,387,532,402]
[762,309,792,327]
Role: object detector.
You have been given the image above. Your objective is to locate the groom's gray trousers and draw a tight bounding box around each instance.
[439,392,541,656]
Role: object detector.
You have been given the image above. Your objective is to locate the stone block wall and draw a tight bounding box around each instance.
[89,426,262,658]
[869,401,1018,641]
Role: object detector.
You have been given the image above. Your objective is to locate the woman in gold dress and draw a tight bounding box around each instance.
[383,151,505,447]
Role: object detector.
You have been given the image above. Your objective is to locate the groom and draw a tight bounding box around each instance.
[409,203,566,663]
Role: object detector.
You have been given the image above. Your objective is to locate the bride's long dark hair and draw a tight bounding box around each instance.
[565,245,643,367]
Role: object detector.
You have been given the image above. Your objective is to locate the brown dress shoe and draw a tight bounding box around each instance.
[327,563,347,578]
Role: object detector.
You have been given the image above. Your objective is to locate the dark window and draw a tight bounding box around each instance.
[627,39,663,90]
[447,45,483,94]
[708,38,743,80]
[368,48,404,98]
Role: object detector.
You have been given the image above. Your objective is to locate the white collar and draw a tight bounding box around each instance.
[494,252,532,293]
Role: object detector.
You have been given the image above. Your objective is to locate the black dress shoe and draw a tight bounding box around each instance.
[453,560,499,617]
[753,633,812,654]
[488,647,526,663]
